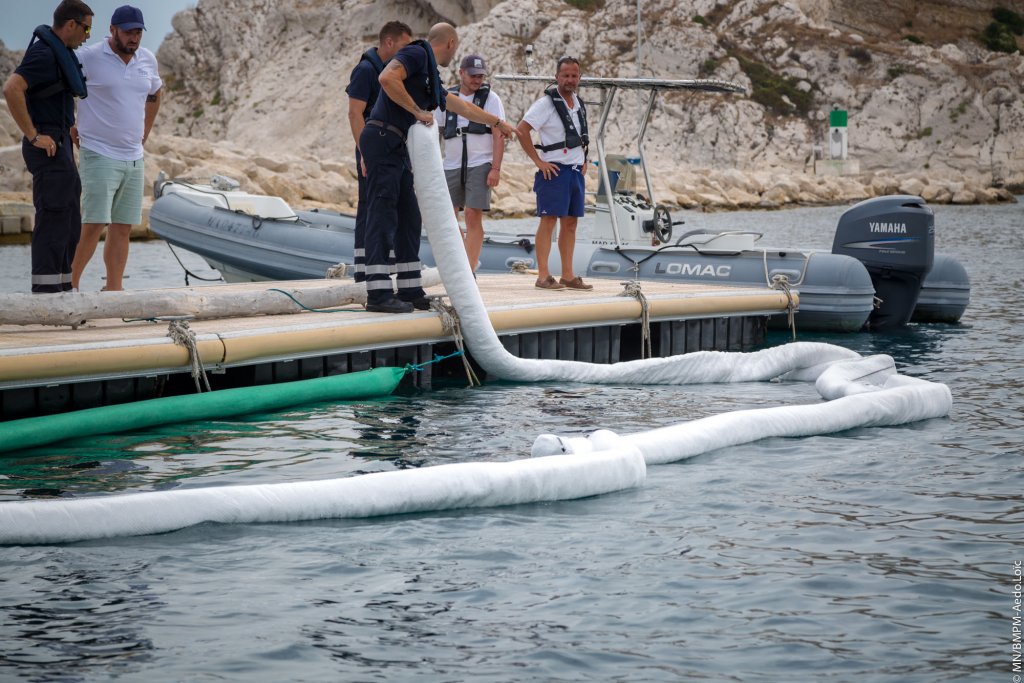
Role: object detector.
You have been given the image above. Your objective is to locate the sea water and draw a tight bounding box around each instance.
[0,200,1021,682]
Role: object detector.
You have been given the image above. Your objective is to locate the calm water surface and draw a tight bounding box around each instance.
[0,200,1021,682]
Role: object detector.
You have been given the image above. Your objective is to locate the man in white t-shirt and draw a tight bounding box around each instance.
[70,4,161,291]
[515,56,593,290]
[435,54,505,273]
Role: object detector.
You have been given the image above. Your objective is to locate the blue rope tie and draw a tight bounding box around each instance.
[405,350,466,372]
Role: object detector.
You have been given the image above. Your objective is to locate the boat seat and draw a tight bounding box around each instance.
[164,184,298,220]
[675,230,762,253]
[225,195,297,220]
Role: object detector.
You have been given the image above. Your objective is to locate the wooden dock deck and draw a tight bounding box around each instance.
[0,274,794,420]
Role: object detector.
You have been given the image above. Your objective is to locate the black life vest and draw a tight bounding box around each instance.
[443,84,492,139]
[357,47,385,118]
[409,39,444,112]
[26,25,88,100]
[535,86,588,156]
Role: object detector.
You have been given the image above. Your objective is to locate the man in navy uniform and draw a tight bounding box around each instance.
[345,21,413,283]
[3,0,93,293]
[359,23,517,313]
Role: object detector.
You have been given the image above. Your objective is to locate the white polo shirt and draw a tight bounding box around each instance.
[434,88,506,171]
[523,91,586,166]
[76,38,162,161]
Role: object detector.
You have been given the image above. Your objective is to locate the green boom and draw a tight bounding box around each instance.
[0,367,406,455]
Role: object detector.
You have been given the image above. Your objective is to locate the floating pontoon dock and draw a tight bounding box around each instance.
[0,275,794,420]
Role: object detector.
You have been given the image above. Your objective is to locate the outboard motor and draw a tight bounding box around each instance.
[832,195,934,329]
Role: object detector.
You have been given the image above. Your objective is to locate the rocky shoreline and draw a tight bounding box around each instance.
[0,130,1016,241]
[2,0,1022,239]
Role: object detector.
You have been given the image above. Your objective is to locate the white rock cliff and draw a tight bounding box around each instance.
[1,0,1021,222]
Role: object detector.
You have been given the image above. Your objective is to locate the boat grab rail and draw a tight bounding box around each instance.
[606,240,714,276]
[761,249,814,288]
[482,235,535,253]
[602,237,814,292]
[674,229,764,246]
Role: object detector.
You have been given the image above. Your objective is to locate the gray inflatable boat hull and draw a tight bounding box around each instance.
[149,191,966,332]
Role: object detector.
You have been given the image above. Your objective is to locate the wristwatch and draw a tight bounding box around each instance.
[29,134,39,144]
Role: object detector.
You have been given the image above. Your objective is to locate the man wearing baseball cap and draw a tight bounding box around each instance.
[435,53,506,273]
[70,4,162,291]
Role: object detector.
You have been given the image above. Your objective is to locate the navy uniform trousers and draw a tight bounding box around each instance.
[358,124,426,306]
[353,148,366,283]
[23,129,80,293]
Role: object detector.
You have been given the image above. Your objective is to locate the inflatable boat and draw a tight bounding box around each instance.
[149,76,969,331]
[150,178,967,332]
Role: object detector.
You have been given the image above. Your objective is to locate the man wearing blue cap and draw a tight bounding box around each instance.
[70,4,162,291]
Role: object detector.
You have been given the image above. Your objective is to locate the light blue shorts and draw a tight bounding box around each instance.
[80,147,145,225]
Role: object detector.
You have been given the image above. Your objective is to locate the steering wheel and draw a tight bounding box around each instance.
[653,205,672,244]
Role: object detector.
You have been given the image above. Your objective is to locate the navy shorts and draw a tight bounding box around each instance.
[534,163,585,218]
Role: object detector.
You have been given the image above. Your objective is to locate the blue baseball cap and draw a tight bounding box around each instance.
[111,5,146,30]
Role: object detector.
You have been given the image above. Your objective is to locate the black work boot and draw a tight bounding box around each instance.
[406,296,431,311]
[366,296,414,314]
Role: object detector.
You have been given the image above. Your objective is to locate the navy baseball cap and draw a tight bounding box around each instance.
[460,55,487,75]
[111,5,146,30]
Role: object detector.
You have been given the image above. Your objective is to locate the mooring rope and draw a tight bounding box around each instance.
[619,281,653,359]
[430,297,481,387]
[166,319,212,393]
[760,250,809,341]
[404,349,467,373]
[325,262,349,279]
[165,243,223,286]
[508,261,531,274]
[768,274,798,341]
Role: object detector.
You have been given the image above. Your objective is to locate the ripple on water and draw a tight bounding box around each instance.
[0,201,1021,682]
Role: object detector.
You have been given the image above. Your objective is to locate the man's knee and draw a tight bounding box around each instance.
[106,223,132,239]
[537,216,557,231]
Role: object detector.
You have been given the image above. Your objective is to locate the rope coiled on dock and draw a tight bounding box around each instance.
[619,281,653,359]
[325,262,349,279]
[768,274,798,341]
[167,319,212,393]
[430,298,480,387]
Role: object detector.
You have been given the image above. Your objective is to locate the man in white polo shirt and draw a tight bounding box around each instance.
[434,54,505,273]
[515,56,592,291]
[70,4,161,291]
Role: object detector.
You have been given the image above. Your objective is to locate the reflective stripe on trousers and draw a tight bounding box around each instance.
[358,123,426,305]
[23,131,80,293]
